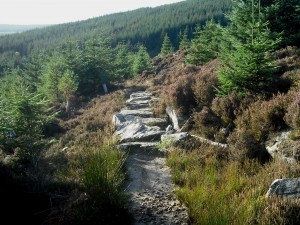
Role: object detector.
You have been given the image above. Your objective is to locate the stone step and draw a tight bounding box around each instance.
[126,97,151,104]
[130,92,152,99]
[120,109,153,118]
[118,142,159,151]
[115,122,165,143]
[113,114,168,128]
[126,102,150,110]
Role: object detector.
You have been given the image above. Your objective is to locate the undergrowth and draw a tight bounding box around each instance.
[167,146,300,225]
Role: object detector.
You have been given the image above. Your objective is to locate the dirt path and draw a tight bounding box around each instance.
[125,148,188,225]
[113,91,189,225]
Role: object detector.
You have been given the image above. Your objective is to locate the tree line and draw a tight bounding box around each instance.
[0,0,232,75]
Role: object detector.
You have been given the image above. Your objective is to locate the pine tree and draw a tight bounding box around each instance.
[179,27,190,50]
[132,45,153,76]
[263,0,300,47]
[217,0,281,96]
[0,74,55,138]
[40,54,66,102]
[81,37,113,94]
[160,33,174,56]
[185,21,222,66]
[114,43,132,80]
[58,70,78,112]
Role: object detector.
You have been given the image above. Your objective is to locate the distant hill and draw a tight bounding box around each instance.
[0,0,231,57]
[0,24,48,35]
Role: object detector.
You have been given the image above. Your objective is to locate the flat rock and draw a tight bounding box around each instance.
[266,177,300,198]
[115,122,165,143]
[120,109,153,118]
[130,92,152,99]
[126,102,150,110]
[161,132,190,142]
[118,142,159,151]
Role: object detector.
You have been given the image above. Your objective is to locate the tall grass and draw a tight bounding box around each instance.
[167,146,300,225]
[80,139,127,207]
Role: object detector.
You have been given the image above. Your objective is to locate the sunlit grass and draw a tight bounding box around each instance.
[167,147,300,225]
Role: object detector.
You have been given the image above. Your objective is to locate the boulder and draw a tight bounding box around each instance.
[266,177,300,198]
[266,131,297,163]
[115,122,165,143]
[112,114,126,126]
[166,106,185,131]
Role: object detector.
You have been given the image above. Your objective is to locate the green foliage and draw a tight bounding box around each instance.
[0,0,232,59]
[132,45,154,76]
[167,147,300,225]
[0,75,52,137]
[263,0,300,47]
[80,140,126,207]
[178,27,190,50]
[58,70,78,100]
[80,37,114,94]
[40,54,67,102]
[113,43,133,80]
[217,0,281,96]
[160,33,174,56]
[186,21,223,65]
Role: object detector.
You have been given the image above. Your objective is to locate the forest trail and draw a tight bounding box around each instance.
[113,91,189,225]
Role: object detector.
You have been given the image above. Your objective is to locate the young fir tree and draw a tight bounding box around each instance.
[114,43,132,80]
[160,33,174,56]
[132,45,153,76]
[0,74,55,139]
[81,37,113,94]
[58,70,78,113]
[40,54,67,103]
[178,27,190,50]
[185,21,222,66]
[217,0,281,96]
[263,0,300,47]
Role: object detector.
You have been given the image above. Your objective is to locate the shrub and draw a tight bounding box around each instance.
[162,75,196,115]
[192,107,222,140]
[192,59,219,107]
[227,129,270,163]
[211,93,257,129]
[284,92,300,130]
[235,93,293,142]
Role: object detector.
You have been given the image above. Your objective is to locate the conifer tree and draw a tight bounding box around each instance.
[160,33,174,56]
[114,43,132,80]
[132,45,153,76]
[0,74,54,139]
[185,21,222,66]
[58,70,78,112]
[217,0,280,96]
[179,27,190,50]
[40,54,66,102]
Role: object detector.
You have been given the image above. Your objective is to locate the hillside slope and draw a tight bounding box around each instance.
[0,0,231,57]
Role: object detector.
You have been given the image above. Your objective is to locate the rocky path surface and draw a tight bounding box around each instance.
[113,91,189,225]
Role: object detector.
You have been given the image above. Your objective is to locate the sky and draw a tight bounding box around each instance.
[0,0,184,25]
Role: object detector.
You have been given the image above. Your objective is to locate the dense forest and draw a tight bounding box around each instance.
[0,0,300,224]
[0,24,48,35]
[0,0,232,61]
